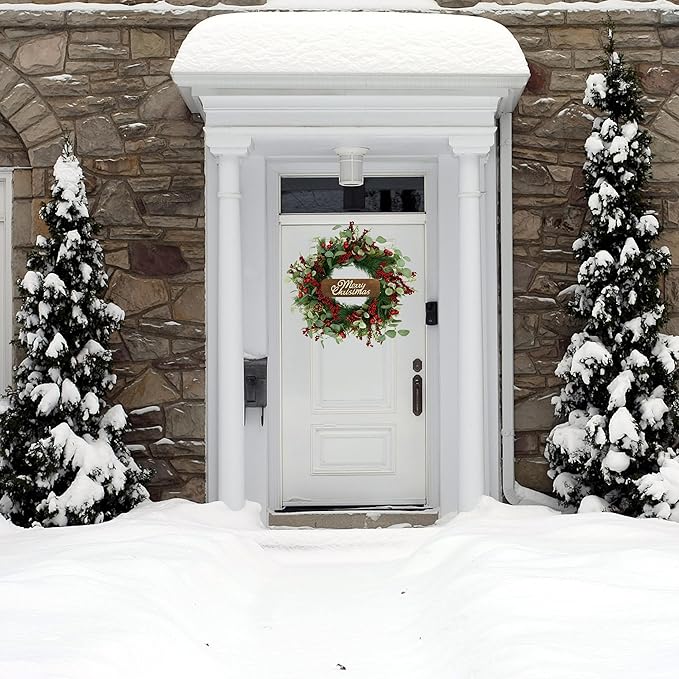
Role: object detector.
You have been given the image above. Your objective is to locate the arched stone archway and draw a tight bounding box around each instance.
[0,111,28,168]
[0,60,64,169]
[0,59,63,398]
[0,107,32,249]
[0,56,65,259]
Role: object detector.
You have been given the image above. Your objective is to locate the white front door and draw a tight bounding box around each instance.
[280,214,427,507]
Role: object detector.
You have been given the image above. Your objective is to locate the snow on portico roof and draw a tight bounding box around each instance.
[265,1,441,8]
[171,10,528,80]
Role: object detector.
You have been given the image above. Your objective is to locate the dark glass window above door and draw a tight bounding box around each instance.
[280,177,424,214]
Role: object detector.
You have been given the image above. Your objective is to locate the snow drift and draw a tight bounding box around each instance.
[2,497,679,678]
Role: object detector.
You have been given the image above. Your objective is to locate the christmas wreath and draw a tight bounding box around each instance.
[287,222,416,346]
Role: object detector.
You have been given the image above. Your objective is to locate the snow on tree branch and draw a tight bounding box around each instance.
[545,29,679,520]
[0,141,150,528]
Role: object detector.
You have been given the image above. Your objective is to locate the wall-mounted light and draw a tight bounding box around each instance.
[335,147,369,187]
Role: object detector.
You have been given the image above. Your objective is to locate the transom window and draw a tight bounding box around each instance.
[280,177,424,214]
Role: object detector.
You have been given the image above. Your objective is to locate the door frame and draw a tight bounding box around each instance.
[266,159,440,512]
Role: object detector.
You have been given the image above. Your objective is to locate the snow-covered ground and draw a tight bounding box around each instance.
[2,497,679,678]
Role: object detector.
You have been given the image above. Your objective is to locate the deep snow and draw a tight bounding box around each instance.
[171,11,528,77]
[2,497,679,678]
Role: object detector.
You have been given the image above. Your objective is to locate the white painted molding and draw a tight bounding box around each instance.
[209,133,252,510]
[174,74,529,116]
[448,128,496,158]
[497,112,555,509]
[204,130,253,159]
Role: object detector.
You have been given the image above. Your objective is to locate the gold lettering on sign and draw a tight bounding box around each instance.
[320,278,379,298]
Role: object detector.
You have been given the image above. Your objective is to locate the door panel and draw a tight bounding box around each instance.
[281,218,426,507]
[313,339,395,411]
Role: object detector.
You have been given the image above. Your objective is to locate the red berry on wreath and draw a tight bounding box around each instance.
[288,223,415,346]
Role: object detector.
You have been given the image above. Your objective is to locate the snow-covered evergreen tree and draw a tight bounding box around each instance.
[545,31,679,520]
[0,141,149,527]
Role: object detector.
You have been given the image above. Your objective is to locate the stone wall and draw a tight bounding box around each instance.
[0,0,665,6]
[0,113,28,167]
[2,4,679,502]
[0,16,209,501]
[489,9,679,492]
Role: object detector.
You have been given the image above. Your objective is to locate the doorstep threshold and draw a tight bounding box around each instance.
[268,507,439,529]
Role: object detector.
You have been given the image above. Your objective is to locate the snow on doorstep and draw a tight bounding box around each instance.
[172,11,529,77]
[3,497,679,678]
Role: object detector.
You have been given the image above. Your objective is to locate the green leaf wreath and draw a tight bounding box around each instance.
[287,222,416,346]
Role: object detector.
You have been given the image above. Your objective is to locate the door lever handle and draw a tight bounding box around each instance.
[412,374,423,416]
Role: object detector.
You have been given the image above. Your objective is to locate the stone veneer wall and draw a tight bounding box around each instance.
[496,9,679,493]
[1,3,679,501]
[0,15,208,501]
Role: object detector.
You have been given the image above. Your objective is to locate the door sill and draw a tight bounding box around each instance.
[268,507,439,529]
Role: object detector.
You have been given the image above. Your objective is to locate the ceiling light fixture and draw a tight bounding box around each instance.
[335,147,369,187]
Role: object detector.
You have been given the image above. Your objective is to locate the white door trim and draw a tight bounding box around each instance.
[266,159,439,512]
[279,213,426,226]
[0,170,12,392]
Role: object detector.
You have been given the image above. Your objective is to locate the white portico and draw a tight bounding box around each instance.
[171,8,529,519]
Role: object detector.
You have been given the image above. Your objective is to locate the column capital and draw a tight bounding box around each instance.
[205,128,253,158]
[448,127,496,158]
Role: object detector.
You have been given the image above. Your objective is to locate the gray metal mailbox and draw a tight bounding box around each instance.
[244,357,267,424]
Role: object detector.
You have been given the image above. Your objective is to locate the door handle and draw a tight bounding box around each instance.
[412,374,423,416]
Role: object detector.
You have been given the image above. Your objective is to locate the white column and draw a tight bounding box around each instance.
[205,131,252,510]
[449,130,495,512]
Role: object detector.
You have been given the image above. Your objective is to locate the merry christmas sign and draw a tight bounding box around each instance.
[320,278,379,298]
